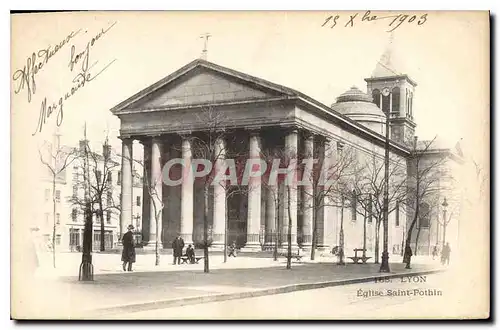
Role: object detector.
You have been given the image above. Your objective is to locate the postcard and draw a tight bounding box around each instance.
[11,11,489,320]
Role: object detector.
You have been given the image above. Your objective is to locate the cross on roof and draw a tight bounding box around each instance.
[200,33,211,60]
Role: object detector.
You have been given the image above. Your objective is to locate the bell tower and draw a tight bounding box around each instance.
[364,35,417,146]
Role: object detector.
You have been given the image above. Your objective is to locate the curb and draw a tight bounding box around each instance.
[82,268,445,318]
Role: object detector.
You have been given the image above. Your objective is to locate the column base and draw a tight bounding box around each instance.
[240,242,263,252]
[209,242,226,251]
[143,243,162,251]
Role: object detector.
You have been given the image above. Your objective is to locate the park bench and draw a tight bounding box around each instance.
[277,247,303,262]
[348,248,371,264]
[180,256,204,264]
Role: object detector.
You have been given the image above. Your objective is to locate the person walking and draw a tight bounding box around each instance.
[403,245,413,269]
[432,245,438,260]
[441,242,451,265]
[121,224,136,272]
[172,234,185,265]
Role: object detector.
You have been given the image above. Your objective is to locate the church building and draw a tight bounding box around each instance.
[110,49,462,258]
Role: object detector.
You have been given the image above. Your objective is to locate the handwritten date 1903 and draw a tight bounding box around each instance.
[322,11,428,32]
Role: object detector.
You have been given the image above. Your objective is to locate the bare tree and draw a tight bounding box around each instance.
[348,152,407,264]
[299,140,357,260]
[38,138,77,268]
[404,136,451,264]
[69,137,120,252]
[187,106,236,273]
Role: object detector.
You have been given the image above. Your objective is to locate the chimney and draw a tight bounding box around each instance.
[103,143,111,159]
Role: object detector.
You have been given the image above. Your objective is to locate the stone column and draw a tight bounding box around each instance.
[282,128,298,249]
[301,133,314,249]
[120,138,133,238]
[141,139,152,244]
[149,137,163,246]
[319,138,336,250]
[245,132,262,250]
[212,137,226,249]
[180,136,193,245]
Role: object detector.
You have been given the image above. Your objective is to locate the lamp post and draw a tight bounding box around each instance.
[379,86,392,273]
[338,194,345,265]
[441,197,448,249]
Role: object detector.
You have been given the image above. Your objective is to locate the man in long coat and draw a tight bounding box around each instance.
[172,234,185,265]
[121,224,136,271]
[403,245,413,269]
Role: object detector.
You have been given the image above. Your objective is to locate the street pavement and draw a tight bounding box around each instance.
[12,250,446,319]
[110,271,484,320]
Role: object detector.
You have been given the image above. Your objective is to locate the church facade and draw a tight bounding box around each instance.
[110,55,461,257]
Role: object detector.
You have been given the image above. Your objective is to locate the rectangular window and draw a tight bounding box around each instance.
[107,191,113,207]
[56,213,60,224]
[69,229,80,247]
[106,210,111,224]
[72,208,78,222]
[56,234,61,245]
[55,190,61,203]
[96,214,101,224]
[395,201,400,227]
[136,196,141,207]
[107,172,112,184]
[117,171,121,186]
[72,185,78,197]
[72,166,78,181]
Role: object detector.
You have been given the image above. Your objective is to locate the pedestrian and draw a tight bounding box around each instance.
[432,245,438,260]
[403,245,413,269]
[441,242,451,265]
[186,244,195,264]
[172,234,185,265]
[121,224,136,272]
[228,241,237,257]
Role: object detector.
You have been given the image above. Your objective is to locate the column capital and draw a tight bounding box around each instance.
[119,136,134,144]
[283,125,300,134]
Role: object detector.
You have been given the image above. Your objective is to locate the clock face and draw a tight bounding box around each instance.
[382,87,391,97]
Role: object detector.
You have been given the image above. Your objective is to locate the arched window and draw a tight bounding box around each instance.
[382,94,390,114]
[392,87,400,115]
[372,89,381,108]
[419,203,430,227]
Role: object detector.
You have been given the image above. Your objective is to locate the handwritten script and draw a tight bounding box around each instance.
[321,11,428,32]
[12,30,81,103]
[14,22,118,137]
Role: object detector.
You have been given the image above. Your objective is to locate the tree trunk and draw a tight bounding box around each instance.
[374,219,381,264]
[224,196,229,263]
[99,200,105,252]
[310,205,318,261]
[414,226,422,256]
[286,185,292,270]
[273,199,279,261]
[338,198,345,265]
[203,185,210,273]
[52,178,56,268]
[155,212,160,266]
[404,203,420,265]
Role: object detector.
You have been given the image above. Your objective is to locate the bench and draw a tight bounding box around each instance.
[348,248,371,264]
[278,248,303,262]
[180,256,204,264]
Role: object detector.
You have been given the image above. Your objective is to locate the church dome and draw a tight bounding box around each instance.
[331,86,386,135]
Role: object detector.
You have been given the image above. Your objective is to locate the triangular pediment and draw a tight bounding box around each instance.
[113,60,296,112]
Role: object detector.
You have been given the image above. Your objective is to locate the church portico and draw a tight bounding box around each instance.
[111,58,419,255]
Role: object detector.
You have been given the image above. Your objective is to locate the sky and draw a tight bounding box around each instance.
[11,11,489,171]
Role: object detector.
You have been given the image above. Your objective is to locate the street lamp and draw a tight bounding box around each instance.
[441,197,448,249]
